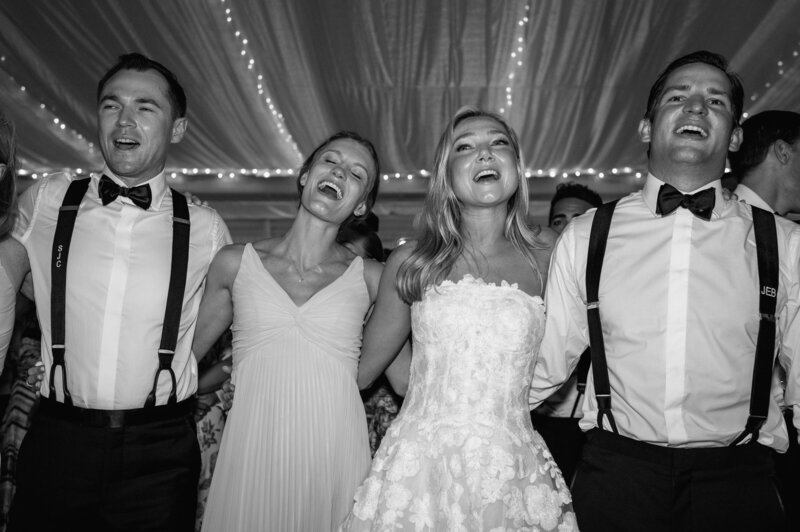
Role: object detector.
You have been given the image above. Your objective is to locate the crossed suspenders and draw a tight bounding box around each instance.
[49,177,190,408]
[583,200,778,446]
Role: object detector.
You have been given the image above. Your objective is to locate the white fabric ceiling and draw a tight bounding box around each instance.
[2,0,799,243]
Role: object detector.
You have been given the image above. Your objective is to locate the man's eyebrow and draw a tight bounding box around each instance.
[99,94,164,108]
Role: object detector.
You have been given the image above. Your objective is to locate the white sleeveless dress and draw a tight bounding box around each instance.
[202,244,371,531]
[342,275,578,531]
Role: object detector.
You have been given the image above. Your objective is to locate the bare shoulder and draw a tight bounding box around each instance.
[361,257,384,301]
[250,237,282,257]
[536,225,559,248]
[523,225,557,275]
[210,243,247,280]
[362,257,384,280]
[385,241,417,269]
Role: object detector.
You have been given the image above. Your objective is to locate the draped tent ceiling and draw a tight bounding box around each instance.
[2,0,800,244]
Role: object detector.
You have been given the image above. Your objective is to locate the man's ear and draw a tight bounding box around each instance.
[728,126,743,153]
[171,117,188,144]
[354,202,367,217]
[638,118,652,143]
[773,139,792,164]
[299,172,308,187]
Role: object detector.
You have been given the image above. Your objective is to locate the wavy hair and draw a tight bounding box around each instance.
[0,113,17,237]
[396,106,547,303]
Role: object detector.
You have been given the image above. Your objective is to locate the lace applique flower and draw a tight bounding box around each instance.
[386,441,421,481]
[524,484,564,531]
[352,476,383,520]
[408,493,434,531]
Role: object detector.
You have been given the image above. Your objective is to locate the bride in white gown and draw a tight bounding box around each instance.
[343,107,578,531]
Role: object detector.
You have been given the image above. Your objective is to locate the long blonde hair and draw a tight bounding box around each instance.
[396,106,547,303]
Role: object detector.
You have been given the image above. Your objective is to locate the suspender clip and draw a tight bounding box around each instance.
[586,300,599,310]
[760,313,776,322]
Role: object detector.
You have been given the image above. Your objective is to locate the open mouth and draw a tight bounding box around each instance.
[675,125,708,139]
[474,169,500,182]
[113,138,140,150]
[317,180,343,200]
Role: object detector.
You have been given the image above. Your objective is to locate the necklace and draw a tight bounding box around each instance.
[289,261,324,283]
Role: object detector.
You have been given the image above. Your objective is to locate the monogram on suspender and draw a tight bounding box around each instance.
[49,177,191,408]
[585,201,778,445]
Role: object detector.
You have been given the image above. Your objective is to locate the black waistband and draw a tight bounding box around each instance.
[38,396,195,429]
[586,428,772,468]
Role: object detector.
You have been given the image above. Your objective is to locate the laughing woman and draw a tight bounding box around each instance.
[343,107,577,531]
[195,131,382,532]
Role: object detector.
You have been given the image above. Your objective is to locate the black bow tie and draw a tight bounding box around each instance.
[98,175,152,210]
[655,183,715,221]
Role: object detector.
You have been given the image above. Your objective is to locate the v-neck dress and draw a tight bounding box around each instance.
[201,244,372,532]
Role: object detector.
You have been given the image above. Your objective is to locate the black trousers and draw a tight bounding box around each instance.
[531,412,586,484]
[572,429,785,532]
[774,410,800,530]
[8,399,200,532]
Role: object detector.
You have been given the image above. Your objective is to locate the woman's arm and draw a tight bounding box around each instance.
[357,245,414,390]
[192,245,243,362]
[198,357,233,394]
[383,340,411,396]
[0,238,29,363]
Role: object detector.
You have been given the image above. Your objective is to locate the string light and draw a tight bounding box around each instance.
[17,165,646,183]
[216,0,302,164]
[0,56,96,159]
[499,3,532,114]
[746,41,800,109]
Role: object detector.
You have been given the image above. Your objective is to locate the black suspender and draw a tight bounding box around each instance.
[570,347,592,418]
[50,178,91,405]
[145,189,190,408]
[585,200,780,444]
[730,207,778,446]
[585,200,619,433]
[50,178,191,408]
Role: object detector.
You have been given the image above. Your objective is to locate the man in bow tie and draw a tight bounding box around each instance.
[728,109,800,530]
[530,51,800,531]
[1,53,230,531]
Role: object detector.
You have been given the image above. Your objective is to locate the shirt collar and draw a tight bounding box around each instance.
[98,167,168,210]
[642,173,725,219]
[733,184,773,212]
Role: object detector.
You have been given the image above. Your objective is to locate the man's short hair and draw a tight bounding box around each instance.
[97,52,187,119]
[644,50,744,125]
[548,182,603,223]
[728,110,800,179]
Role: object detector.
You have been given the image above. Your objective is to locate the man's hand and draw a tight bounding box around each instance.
[219,364,235,411]
[183,191,208,207]
[22,360,44,393]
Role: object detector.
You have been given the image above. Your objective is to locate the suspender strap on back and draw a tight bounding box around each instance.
[586,200,619,434]
[730,207,778,446]
[49,178,91,405]
[145,189,190,408]
[569,346,592,418]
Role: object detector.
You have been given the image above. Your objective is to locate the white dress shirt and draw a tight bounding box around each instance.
[531,174,800,451]
[13,170,231,409]
[733,184,774,213]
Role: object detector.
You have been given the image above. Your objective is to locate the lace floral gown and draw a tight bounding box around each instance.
[343,276,578,531]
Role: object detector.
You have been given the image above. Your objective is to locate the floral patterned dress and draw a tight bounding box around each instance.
[342,276,578,531]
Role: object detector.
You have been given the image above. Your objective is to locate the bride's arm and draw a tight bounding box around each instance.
[357,245,413,390]
[383,340,411,396]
